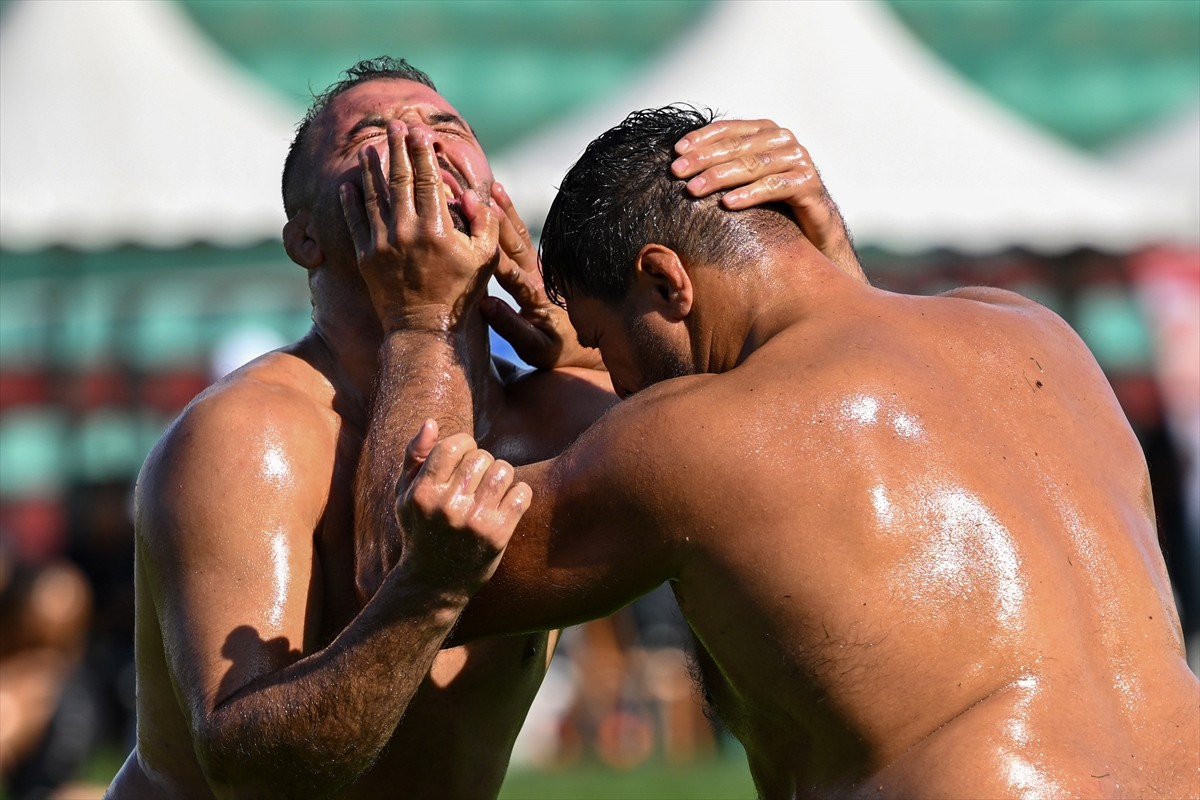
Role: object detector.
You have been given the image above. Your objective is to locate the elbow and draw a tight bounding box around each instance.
[192,717,263,800]
[192,712,361,800]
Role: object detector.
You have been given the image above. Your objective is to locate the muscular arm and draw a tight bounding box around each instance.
[136,123,518,799]
[138,387,500,799]
[437,389,697,645]
[345,121,503,601]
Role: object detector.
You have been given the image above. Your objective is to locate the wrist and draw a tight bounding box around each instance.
[381,564,476,620]
[380,304,463,335]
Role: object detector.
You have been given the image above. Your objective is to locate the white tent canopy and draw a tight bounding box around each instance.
[492,0,1194,254]
[0,0,298,251]
[1106,105,1200,242]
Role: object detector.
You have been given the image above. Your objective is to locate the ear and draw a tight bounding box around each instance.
[633,244,692,321]
[282,212,325,270]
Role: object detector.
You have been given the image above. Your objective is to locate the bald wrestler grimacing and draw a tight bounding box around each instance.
[363,106,1200,799]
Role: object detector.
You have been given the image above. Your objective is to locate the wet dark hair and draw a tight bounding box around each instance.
[539,105,793,307]
[281,57,437,217]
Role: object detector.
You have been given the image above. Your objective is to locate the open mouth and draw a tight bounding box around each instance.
[439,163,469,232]
[446,199,469,233]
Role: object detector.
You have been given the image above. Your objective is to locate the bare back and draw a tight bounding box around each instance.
[457,285,1199,799]
[665,288,1196,797]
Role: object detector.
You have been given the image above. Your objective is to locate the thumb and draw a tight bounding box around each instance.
[402,419,440,485]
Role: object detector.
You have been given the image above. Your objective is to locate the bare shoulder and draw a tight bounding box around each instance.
[938,285,1040,307]
[499,361,614,406]
[938,285,1070,329]
[136,350,340,544]
[564,372,725,488]
[492,360,616,460]
[935,285,1093,356]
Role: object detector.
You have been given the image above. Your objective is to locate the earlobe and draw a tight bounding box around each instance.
[634,244,693,319]
[282,213,325,270]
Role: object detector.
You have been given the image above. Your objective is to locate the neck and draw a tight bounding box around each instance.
[694,238,841,373]
[308,273,502,434]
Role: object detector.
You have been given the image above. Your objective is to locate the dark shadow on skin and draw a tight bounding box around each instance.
[216,626,303,705]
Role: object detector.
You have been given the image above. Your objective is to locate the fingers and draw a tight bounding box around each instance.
[407,125,453,232]
[411,434,528,526]
[339,182,370,258]
[418,433,480,484]
[492,182,538,273]
[674,118,773,155]
[467,456,532,523]
[402,418,440,484]
[461,189,500,259]
[386,120,416,222]
[672,120,807,198]
[480,296,550,362]
[492,252,545,311]
[359,145,392,244]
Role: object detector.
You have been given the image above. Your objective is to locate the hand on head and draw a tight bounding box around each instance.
[672,119,865,282]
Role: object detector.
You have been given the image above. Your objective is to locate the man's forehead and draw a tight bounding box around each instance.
[323,78,463,128]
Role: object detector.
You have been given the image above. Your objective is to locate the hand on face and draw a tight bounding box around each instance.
[478,182,606,371]
[339,121,501,333]
[393,420,531,597]
[672,119,866,282]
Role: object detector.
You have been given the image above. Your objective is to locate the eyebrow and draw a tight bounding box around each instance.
[345,111,472,142]
[428,110,473,135]
[345,115,388,142]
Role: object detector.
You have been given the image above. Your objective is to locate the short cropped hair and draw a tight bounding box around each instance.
[281,57,437,217]
[540,105,793,307]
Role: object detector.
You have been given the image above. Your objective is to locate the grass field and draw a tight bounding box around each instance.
[12,745,757,800]
[498,751,756,800]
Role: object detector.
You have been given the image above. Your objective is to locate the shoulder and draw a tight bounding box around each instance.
[498,360,614,403]
[136,353,340,541]
[937,285,1067,327]
[935,285,1087,350]
[557,372,724,493]
[494,360,617,457]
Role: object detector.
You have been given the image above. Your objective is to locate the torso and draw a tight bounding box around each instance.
[112,341,614,799]
[649,287,1198,798]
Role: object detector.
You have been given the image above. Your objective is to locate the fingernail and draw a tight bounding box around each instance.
[676,139,691,154]
[687,176,705,192]
[672,157,689,175]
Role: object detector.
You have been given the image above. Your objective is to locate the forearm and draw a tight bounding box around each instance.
[196,572,468,798]
[355,324,477,599]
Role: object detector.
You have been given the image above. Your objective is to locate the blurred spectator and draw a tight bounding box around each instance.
[0,538,100,798]
[533,587,718,770]
[65,479,138,756]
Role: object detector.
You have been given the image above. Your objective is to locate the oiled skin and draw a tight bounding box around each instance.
[106,334,611,800]
[105,77,853,799]
[439,244,1200,799]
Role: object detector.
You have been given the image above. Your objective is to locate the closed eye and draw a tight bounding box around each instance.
[428,111,473,139]
[345,116,388,150]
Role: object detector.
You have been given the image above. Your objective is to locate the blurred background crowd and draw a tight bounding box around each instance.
[0,1,1197,797]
